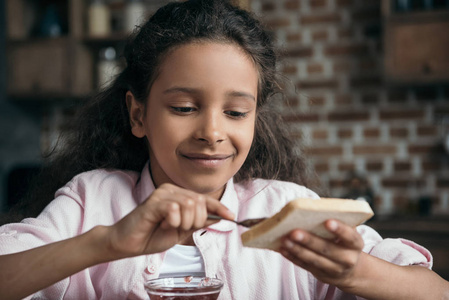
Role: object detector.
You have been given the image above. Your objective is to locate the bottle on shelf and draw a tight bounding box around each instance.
[87,0,111,37]
[97,47,122,88]
[394,0,449,12]
[124,0,147,33]
[38,4,63,37]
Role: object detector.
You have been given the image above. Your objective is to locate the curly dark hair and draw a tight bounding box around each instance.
[4,0,313,222]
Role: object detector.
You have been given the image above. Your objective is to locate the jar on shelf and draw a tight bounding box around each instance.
[97,47,121,88]
[38,4,63,37]
[87,0,111,37]
[124,0,146,33]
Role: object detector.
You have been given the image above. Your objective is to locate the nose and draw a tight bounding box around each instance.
[194,111,226,145]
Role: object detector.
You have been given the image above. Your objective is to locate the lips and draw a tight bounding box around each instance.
[181,153,233,168]
[183,153,232,159]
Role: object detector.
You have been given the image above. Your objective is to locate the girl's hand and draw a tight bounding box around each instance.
[279,219,365,291]
[103,183,234,260]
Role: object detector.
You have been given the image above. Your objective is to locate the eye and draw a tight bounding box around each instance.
[225,111,248,119]
[171,106,196,114]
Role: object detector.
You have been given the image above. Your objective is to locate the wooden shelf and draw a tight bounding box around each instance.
[4,0,130,100]
[83,33,129,44]
[7,37,93,98]
[8,91,90,101]
[382,0,449,84]
[5,0,252,100]
[82,34,129,50]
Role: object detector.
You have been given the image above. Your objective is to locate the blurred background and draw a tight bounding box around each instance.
[1,0,448,279]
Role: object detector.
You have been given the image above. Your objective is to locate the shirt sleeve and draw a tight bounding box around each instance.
[358,225,433,269]
[326,225,434,300]
[0,182,87,299]
[0,183,85,256]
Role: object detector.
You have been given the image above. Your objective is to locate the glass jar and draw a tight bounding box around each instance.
[97,47,121,88]
[87,0,111,37]
[124,0,146,32]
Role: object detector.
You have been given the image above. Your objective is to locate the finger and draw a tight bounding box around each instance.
[204,196,234,220]
[280,237,343,278]
[288,229,339,259]
[179,196,196,230]
[153,185,202,230]
[284,229,361,269]
[147,183,234,228]
[325,220,364,250]
[143,185,184,228]
[170,190,216,230]
[159,201,181,229]
[193,195,208,228]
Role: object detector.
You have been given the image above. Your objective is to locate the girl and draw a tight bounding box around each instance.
[1,0,448,299]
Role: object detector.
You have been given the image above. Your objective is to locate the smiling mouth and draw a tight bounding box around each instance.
[182,153,233,168]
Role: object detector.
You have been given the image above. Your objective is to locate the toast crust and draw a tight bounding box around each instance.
[240,198,374,251]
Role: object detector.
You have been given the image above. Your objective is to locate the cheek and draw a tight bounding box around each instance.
[234,122,255,155]
[145,112,181,143]
[147,124,179,153]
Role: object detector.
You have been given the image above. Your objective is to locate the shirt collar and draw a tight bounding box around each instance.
[207,178,239,232]
[136,162,156,205]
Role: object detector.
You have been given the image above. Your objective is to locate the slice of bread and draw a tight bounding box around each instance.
[241,198,374,251]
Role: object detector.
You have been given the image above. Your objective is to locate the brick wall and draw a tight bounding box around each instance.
[252,0,449,216]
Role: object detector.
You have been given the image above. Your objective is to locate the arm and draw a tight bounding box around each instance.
[0,226,109,300]
[347,252,449,300]
[0,183,234,300]
[280,220,449,300]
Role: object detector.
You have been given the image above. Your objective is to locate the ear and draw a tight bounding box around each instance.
[126,91,146,138]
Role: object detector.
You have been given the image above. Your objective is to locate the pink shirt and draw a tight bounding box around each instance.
[0,163,432,299]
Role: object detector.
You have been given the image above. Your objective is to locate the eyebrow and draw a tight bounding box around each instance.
[163,87,256,101]
[227,91,256,102]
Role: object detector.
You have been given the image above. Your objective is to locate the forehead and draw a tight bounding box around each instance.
[156,41,258,75]
[151,41,259,92]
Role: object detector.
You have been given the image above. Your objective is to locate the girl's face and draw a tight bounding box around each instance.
[128,42,258,199]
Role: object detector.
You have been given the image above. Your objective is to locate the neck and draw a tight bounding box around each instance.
[179,235,196,246]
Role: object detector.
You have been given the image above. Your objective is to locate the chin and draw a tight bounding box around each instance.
[181,180,227,198]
